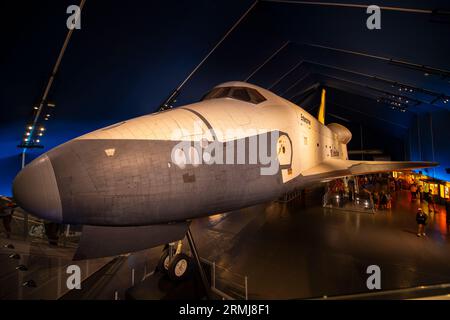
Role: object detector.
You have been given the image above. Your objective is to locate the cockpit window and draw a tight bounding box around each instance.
[230,88,252,102]
[202,87,230,100]
[247,88,266,104]
[201,86,266,104]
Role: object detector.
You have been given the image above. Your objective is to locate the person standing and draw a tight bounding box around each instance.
[386,192,392,209]
[416,208,428,237]
[425,190,436,213]
[445,199,450,231]
[418,185,424,202]
[0,200,15,239]
[348,178,355,202]
[410,183,417,201]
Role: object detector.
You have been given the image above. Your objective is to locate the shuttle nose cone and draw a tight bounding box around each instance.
[12,155,63,223]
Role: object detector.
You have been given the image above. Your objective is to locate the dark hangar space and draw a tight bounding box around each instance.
[1,0,450,301]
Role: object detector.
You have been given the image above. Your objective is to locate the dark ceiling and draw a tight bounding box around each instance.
[1,0,449,194]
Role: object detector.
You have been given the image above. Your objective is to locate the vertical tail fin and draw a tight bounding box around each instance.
[317,88,326,125]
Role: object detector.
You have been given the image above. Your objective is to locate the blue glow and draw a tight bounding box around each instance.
[0,120,114,196]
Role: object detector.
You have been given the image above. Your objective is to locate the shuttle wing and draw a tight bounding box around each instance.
[301,159,438,182]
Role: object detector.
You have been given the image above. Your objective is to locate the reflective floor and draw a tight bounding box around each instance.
[0,238,111,299]
[191,190,450,299]
[1,190,450,299]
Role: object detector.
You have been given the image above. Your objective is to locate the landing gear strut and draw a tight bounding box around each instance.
[186,228,211,299]
[157,227,211,299]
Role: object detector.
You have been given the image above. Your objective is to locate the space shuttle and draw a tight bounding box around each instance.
[13,82,436,262]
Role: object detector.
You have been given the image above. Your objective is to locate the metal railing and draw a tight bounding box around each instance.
[201,257,248,300]
[314,283,450,300]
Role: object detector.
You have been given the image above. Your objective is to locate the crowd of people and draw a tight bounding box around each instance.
[408,182,441,237]
[324,173,450,238]
[325,173,397,212]
[409,182,438,213]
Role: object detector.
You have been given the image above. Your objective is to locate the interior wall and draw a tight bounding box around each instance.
[407,110,450,181]
[347,123,406,161]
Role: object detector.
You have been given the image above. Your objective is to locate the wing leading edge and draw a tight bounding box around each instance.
[301,159,438,182]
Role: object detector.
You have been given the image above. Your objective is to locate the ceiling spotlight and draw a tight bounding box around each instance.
[40,127,45,131]
[28,126,32,130]
[38,133,43,136]
[25,132,30,136]
[36,139,40,143]
[33,106,38,110]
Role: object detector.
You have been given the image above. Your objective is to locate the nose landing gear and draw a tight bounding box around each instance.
[157,240,191,281]
[156,227,211,299]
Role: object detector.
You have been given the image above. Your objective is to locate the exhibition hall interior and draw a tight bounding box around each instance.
[1,0,450,300]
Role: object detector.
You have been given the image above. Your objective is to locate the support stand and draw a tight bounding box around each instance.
[186,227,211,299]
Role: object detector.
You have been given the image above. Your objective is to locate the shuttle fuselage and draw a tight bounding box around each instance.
[12,82,433,228]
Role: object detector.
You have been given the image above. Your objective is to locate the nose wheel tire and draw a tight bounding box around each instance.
[157,248,170,273]
[168,253,191,281]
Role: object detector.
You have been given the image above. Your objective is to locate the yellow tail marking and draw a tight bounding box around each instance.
[318,88,326,125]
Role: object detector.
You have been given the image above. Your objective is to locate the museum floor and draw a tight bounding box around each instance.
[189,190,450,299]
[1,190,450,299]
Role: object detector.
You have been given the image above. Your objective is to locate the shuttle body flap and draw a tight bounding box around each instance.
[73,222,190,260]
